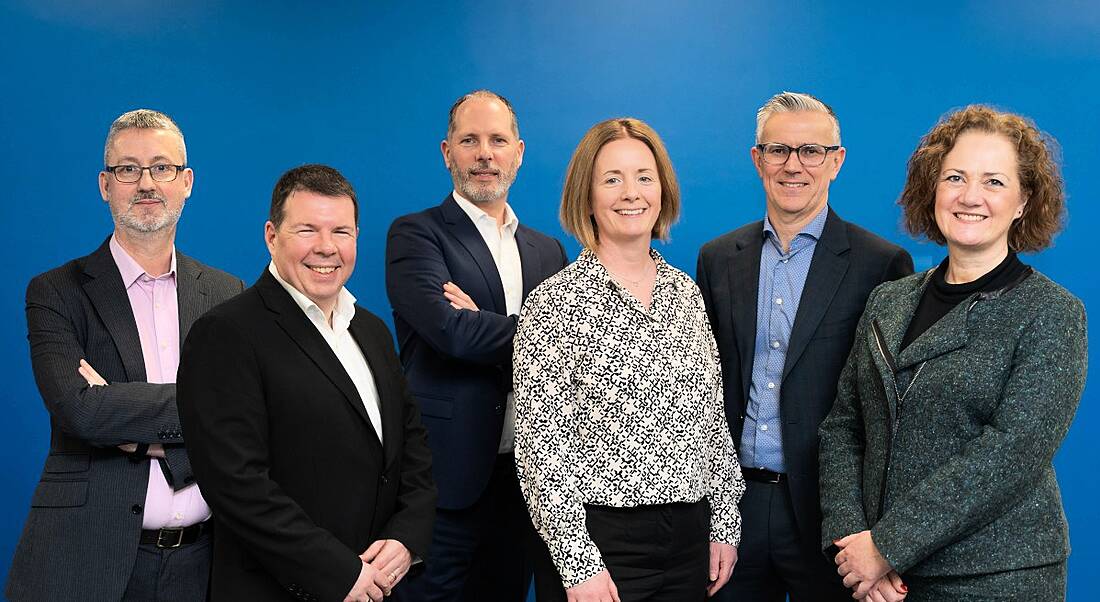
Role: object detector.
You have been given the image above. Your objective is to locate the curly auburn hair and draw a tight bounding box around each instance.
[898,105,1065,252]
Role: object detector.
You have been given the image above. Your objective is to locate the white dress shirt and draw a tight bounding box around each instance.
[452,191,523,453]
[268,262,384,442]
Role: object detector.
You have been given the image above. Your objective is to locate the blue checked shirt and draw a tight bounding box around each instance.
[740,205,829,472]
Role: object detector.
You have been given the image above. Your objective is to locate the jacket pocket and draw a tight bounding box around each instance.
[30,480,88,508]
[44,452,90,473]
[415,393,454,419]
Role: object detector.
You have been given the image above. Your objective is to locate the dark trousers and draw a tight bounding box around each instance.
[121,530,212,602]
[716,480,848,602]
[903,561,1066,601]
[532,499,710,602]
[396,453,535,602]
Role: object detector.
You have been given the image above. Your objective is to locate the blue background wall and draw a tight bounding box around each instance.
[2,0,1097,597]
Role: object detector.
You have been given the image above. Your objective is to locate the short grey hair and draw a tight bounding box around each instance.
[103,109,187,167]
[446,89,520,140]
[755,91,841,145]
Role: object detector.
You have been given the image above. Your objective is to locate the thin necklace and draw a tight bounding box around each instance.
[606,260,653,287]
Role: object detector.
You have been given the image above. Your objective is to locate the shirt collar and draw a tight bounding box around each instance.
[267,261,357,331]
[762,203,829,244]
[452,190,520,235]
[109,234,177,288]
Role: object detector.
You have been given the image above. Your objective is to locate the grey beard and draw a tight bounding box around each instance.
[114,197,183,234]
[451,164,516,204]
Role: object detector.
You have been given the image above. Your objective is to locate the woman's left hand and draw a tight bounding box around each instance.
[834,531,891,598]
[706,542,737,597]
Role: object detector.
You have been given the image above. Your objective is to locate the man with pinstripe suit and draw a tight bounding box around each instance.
[6,109,244,601]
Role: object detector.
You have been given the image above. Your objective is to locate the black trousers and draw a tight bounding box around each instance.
[396,453,535,602]
[532,499,710,602]
[715,479,849,602]
[121,530,212,602]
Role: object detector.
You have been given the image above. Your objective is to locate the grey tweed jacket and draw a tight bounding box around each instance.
[819,267,1086,576]
[6,238,244,602]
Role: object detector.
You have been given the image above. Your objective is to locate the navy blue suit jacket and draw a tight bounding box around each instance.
[385,194,568,509]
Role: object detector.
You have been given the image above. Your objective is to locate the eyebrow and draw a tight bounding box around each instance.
[112,155,177,164]
[943,167,1012,179]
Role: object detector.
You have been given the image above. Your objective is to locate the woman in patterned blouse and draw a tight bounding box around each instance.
[513,118,745,602]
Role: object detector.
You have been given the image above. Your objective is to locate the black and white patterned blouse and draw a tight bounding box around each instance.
[513,248,744,588]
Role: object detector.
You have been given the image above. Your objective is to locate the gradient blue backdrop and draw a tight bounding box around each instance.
[2,1,1096,598]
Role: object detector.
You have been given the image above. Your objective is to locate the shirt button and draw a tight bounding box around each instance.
[760,424,769,431]
[767,382,775,389]
[771,341,780,349]
[174,512,183,520]
[775,297,783,305]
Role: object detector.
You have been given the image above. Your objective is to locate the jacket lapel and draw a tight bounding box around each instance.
[896,296,969,370]
[175,252,208,341]
[726,225,763,409]
[866,275,925,420]
[441,195,507,313]
[255,270,377,440]
[81,238,147,382]
[515,226,541,301]
[782,209,850,380]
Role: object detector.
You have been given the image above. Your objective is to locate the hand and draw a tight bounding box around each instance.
[343,560,386,602]
[834,531,892,599]
[79,359,107,386]
[566,569,620,602]
[866,571,907,602]
[361,539,412,594]
[115,443,165,457]
[706,542,737,596]
[443,281,479,311]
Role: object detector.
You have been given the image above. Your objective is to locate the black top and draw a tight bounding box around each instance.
[901,252,1029,350]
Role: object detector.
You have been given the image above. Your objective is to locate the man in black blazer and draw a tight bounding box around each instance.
[385,90,568,600]
[696,92,913,602]
[7,109,244,601]
[177,165,435,601]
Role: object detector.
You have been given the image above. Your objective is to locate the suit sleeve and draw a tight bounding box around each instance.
[881,247,915,283]
[695,247,720,337]
[177,312,362,601]
[385,215,519,365]
[26,274,183,447]
[869,296,1087,573]
[373,320,437,558]
[818,290,878,553]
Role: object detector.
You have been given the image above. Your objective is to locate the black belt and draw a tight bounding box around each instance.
[139,521,212,548]
[741,467,785,484]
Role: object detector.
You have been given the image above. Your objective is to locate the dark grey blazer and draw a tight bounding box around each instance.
[696,207,913,554]
[6,238,243,602]
[819,268,1087,576]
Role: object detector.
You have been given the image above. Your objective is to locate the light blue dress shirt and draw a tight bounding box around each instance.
[740,205,829,472]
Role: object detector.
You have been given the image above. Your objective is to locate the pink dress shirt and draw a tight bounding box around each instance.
[109,236,211,529]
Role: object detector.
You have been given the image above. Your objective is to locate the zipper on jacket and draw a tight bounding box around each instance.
[871,318,926,516]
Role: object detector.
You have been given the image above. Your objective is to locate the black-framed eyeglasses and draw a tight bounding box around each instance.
[755,143,840,167]
[104,164,187,183]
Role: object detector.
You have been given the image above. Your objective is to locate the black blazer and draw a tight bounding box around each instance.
[7,238,243,602]
[385,194,568,509]
[696,207,913,553]
[177,269,436,601]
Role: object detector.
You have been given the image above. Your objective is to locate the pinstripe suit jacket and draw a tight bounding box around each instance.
[6,237,244,602]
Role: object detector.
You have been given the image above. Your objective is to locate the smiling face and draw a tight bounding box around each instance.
[99,128,193,237]
[751,111,844,226]
[441,96,524,205]
[934,130,1026,260]
[590,137,662,248]
[265,190,358,318]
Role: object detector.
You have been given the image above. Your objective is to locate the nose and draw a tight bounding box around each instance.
[781,150,803,172]
[961,179,983,205]
[475,140,493,161]
[621,179,640,201]
[314,232,338,255]
[137,167,157,190]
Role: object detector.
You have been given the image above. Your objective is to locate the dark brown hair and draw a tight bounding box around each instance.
[269,164,358,228]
